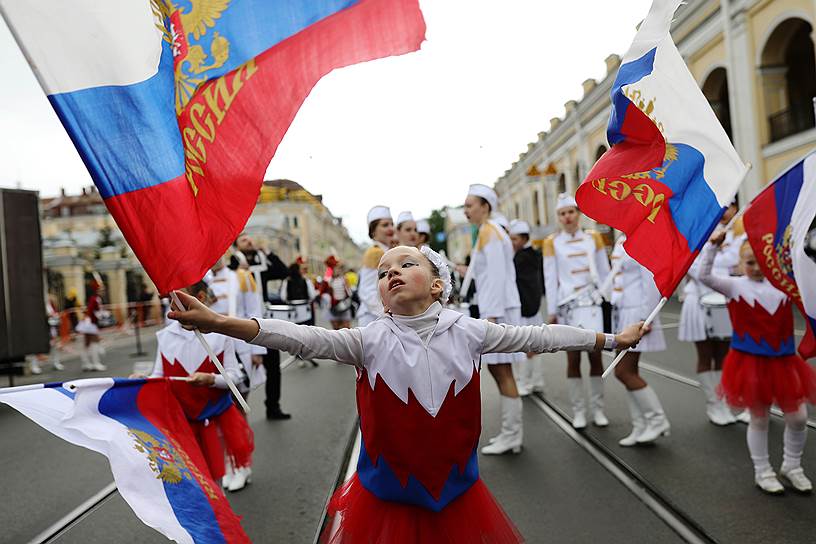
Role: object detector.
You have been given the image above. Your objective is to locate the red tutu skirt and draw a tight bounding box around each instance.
[191,405,254,479]
[325,474,523,544]
[719,349,816,413]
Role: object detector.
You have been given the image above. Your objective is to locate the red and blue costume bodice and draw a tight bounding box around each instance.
[356,310,486,511]
[726,278,795,357]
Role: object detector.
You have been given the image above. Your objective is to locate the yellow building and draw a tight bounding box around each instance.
[496,0,816,240]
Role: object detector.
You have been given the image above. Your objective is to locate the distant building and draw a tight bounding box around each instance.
[443,206,474,264]
[40,179,361,318]
[496,0,816,244]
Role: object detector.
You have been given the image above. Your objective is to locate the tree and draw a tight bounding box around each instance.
[428,208,446,253]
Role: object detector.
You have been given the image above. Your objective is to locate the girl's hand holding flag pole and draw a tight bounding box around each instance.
[573,0,750,378]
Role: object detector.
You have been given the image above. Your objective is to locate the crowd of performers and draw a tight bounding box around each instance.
[152,180,816,543]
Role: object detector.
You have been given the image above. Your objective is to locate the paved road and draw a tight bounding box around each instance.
[2,302,816,543]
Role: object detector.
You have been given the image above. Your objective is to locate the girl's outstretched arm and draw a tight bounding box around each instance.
[481,320,644,355]
[168,290,364,366]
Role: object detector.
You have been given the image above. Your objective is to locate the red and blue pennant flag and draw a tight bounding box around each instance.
[743,152,816,359]
[0,0,426,293]
[575,0,747,296]
[0,378,249,543]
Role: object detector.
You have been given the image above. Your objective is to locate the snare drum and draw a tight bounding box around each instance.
[288,300,313,324]
[265,303,297,322]
[699,292,731,340]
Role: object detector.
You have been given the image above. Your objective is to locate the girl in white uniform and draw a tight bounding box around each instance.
[462,184,526,455]
[395,211,420,248]
[679,202,745,425]
[609,236,670,445]
[168,245,645,543]
[357,206,395,327]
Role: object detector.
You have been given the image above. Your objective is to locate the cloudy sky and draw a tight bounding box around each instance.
[0,1,652,243]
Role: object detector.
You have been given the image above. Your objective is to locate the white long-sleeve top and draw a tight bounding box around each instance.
[610,237,661,311]
[249,301,597,368]
[207,267,239,317]
[357,242,389,322]
[468,220,521,319]
[543,228,610,315]
[150,321,242,389]
[684,226,746,298]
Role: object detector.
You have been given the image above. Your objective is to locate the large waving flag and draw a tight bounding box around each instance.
[0,378,249,543]
[575,0,746,296]
[743,152,816,359]
[0,0,425,293]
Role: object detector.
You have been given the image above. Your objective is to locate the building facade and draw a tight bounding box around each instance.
[496,0,816,242]
[41,179,361,317]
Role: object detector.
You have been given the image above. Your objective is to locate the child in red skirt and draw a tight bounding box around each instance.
[135,281,254,488]
[169,246,644,543]
[701,232,816,494]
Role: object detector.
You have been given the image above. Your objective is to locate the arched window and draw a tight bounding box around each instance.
[760,18,816,142]
[557,173,566,194]
[701,67,733,141]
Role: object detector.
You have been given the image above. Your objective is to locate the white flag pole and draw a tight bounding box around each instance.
[602,297,667,379]
[170,292,250,414]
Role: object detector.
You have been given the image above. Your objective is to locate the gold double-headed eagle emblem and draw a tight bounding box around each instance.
[151,0,232,114]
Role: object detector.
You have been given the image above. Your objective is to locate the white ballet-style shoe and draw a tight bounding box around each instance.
[780,467,813,494]
[228,467,252,492]
[755,469,785,495]
[735,410,751,424]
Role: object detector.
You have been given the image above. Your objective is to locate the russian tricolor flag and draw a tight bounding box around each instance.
[575,0,747,296]
[0,0,426,293]
[743,152,816,360]
[0,378,249,543]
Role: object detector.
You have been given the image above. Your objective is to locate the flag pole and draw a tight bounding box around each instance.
[602,297,667,379]
[170,292,251,414]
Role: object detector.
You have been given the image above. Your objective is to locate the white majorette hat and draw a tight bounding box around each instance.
[556,193,578,212]
[509,219,530,235]
[367,205,392,225]
[396,211,414,226]
[467,183,498,211]
[416,219,431,235]
[492,212,509,231]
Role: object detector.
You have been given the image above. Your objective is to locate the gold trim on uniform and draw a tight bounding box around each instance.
[542,235,556,257]
[477,222,501,251]
[362,245,385,269]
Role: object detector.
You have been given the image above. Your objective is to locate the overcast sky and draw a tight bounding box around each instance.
[0,1,652,243]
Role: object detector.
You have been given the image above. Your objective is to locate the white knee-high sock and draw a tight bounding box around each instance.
[782,405,808,473]
[747,412,771,475]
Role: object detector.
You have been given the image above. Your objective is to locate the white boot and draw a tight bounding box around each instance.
[713,370,736,424]
[530,354,546,393]
[481,396,523,455]
[222,460,235,489]
[228,466,252,492]
[80,346,94,372]
[52,352,64,371]
[30,358,42,375]
[515,359,532,396]
[633,386,670,443]
[90,343,107,372]
[589,377,609,427]
[698,371,729,426]
[568,378,587,429]
[619,391,645,447]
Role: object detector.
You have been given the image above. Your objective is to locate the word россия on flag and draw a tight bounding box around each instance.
[743,152,816,360]
[0,378,249,544]
[0,0,426,293]
[575,0,747,296]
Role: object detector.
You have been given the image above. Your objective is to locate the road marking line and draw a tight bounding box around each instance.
[529,395,715,544]
[28,482,117,544]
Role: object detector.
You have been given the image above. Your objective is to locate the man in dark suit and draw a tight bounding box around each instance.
[509,220,546,394]
[229,232,291,419]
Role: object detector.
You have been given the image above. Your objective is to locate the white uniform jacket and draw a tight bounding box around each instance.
[543,229,610,316]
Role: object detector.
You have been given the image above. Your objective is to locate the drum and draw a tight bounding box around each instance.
[288,300,313,324]
[699,292,731,340]
[265,303,297,322]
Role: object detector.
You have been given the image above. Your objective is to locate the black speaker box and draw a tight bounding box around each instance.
[0,189,50,363]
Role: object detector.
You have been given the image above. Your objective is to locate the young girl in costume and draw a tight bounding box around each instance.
[140,281,255,491]
[169,245,643,543]
[700,232,816,494]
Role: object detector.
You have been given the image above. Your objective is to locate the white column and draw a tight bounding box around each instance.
[722,2,763,200]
